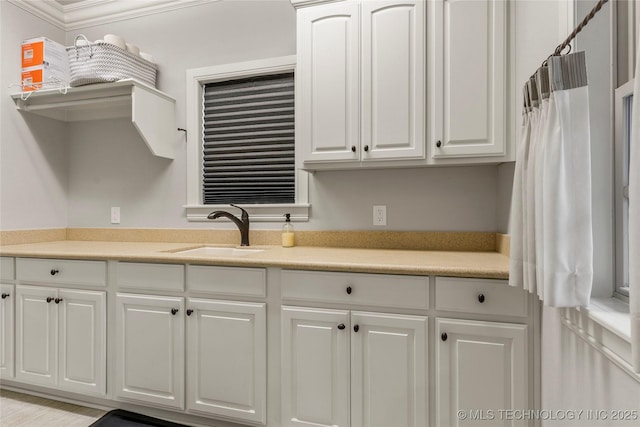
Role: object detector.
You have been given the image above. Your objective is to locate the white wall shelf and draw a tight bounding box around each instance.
[11,79,176,159]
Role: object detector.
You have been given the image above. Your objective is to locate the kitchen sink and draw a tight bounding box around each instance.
[171,246,264,257]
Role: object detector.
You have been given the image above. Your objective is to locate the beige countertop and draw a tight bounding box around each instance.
[0,240,509,279]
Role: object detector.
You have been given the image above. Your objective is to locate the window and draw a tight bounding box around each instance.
[185,56,309,222]
[202,73,295,205]
[612,1,635,299]
[614,79,633,299]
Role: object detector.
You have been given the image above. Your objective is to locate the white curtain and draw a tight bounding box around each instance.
[509,51,593,308]
[525,78,540,293]
[508,87,530,290]
[629,23,640,374]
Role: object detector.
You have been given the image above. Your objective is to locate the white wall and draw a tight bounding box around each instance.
[0,2,69,230]
[575,0,615,298]
[498,0,640,417]
[497,162,514,233]
[539,0,640,420]
[3,0,640,419]
[541,308,640,426]
[501,0,614,295]
[0,0,502,233]
[59,0,501,231]
[67,109,500,230]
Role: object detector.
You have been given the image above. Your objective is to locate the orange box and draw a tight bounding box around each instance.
[21,65,69,92]
[22,37,68,70]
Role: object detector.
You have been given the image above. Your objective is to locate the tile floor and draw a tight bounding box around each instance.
[0,389,106,427]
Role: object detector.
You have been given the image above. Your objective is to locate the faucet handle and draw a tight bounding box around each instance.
[230,204,249,219]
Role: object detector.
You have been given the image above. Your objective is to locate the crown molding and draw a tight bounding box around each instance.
[8,0,222,31]
[289,0,342,8]
[8,0,66,29]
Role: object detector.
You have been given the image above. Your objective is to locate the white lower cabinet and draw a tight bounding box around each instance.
[281,306,428,427]
[16,285,57,387]
[435,318,528,426]
[115,293,266,424]
[350,311,428,427]
[281,306,350,427]
[3,258,534,427]
[1,284,15,379]
[15,285,106,395]
[115,293,185,409]
[186,298,266,424]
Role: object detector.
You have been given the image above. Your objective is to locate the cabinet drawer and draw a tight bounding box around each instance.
[435,277,527,317]
[117,262,184,292]
[1,257,14,281]
[281,270,428,309]
[16,258,106,287]
[188,265,266,297]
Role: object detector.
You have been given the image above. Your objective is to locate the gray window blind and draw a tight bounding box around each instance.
[202,73,295,205]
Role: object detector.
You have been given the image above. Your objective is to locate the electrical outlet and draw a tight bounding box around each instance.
[373,205,387,226]
[111,207,121,224]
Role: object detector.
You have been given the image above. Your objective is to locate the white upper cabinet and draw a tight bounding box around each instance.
[430,0,507,159]
[298,1,360,162]
[295,0,514,168]
[361,1,426,161]
[297,0,426,166]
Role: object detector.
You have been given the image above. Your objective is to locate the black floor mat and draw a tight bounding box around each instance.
[89,409,190,427]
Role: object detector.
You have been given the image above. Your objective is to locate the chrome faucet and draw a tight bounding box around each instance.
[207,204,250,246]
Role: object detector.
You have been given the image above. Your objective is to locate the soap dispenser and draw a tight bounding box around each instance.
[282,213,295,247]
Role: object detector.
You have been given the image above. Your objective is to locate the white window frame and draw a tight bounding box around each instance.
[185,56,310,222]
[611,0,635,300]
[614,79,633,300]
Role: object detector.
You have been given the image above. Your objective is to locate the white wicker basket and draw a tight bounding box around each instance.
[66,35,157,88]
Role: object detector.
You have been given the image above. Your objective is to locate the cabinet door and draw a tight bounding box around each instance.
[58,289,106,395]
[115,293,185,410]
[281,306,350,427]
[298,1,360,163]
[0,284,14,379]
[15,285,58,387]
[350,311,428,427]
[436,318,528,426]
[186,299,266,424]
[432,0,507,158]
[362,0,425,160]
